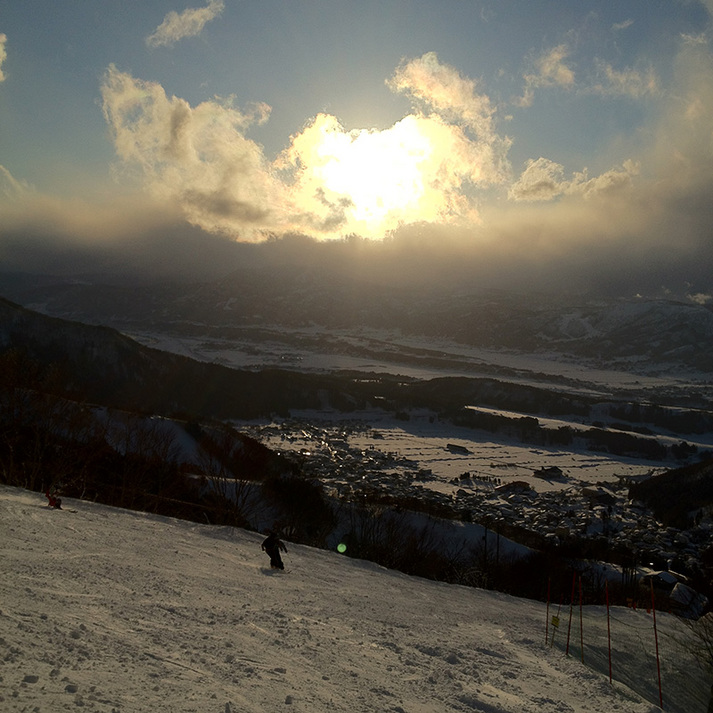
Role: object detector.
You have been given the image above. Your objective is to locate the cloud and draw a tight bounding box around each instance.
[572,161,640,198]
[589,60,659,98]
[0,164,32,198]
[518,44,575,107]
[651,33,713,183]
[508,158,638,202]
[612,19,634,31]
[274,53,513,235]
[277,112,498,234]
[91,37,713,297]
[101,54,513,239]
[517,42,659,103]
[681,32,710,47]
[0,188,249,279]
[486,33,713,294]
[688,292,712,305]
[386,52,511,183]
[101,64,280,239]
[388,53,493,136]
[507,158,565,202]
[483,38,713,294]
[0,192,155,245]
[0,33,7,82]
[146,0,224,48]
[533,45,576,87]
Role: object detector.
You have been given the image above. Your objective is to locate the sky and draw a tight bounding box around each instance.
[1,1,713,296]
[2,484,709,712]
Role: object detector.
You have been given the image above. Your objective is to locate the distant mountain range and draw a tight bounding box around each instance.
[3,291,713,546]
[0,296,327,419]
[2,295,712,449]
[2,264,713,376]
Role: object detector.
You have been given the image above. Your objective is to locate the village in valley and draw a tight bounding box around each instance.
[239,410,712,615]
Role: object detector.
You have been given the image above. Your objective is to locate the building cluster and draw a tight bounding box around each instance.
[243,418,711,579]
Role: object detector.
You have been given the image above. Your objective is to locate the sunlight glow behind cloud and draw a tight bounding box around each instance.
[92,29,713,287]
[146,0,224,48]
[278,51,515,236]
[280,113,486,234]
[509,158,639,202]
[101,53,513,239]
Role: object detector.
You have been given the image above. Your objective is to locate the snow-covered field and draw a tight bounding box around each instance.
[1,486,709,713]
[126,325,709,398]
[128,323,713,498]
[237,409,667,497]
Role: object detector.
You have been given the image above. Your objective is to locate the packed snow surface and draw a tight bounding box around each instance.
[1,486,708,712]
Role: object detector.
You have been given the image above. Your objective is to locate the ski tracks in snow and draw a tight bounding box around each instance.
[1,486,703,712]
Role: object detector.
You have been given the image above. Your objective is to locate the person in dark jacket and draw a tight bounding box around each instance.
[261,531,287,570]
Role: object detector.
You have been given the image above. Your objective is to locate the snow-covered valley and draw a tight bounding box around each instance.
[119,320,713,603]
[229,409,712,594]
[2,288,712,713]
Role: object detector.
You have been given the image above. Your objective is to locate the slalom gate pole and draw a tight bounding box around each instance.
[579,576,584,664]
[566,571,575,656]
[605,580,612,684]
[545,578,551,645]
[551,596,563,649]
[650,579,663,709]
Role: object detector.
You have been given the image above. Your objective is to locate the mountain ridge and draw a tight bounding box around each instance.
[3,270,713,375]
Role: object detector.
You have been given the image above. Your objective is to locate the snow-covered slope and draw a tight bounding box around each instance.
[1,486,707,712]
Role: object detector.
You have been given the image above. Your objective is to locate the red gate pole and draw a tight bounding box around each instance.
[551,596,563,649]
[579,575,584,664]
[566,571,576,656]
[605,580,613,684]
[650,579,663,709]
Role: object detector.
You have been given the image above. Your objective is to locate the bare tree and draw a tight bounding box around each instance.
[0,351,79,490]
[106,411,181,508]
[196,424,265,528]
[681,613,713,712]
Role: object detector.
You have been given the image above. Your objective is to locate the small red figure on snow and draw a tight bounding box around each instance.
[45,488,62,509]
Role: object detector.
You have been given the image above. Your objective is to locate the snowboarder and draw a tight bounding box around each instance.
[45,488,62,509]
[261,531,287,570]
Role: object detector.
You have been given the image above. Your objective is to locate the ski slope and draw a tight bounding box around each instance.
[1,486,708,712]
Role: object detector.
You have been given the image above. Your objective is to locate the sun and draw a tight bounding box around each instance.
[285,113,459,237]
[315,116,433,230]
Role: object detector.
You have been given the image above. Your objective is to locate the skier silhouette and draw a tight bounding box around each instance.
[261,531,287,570]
